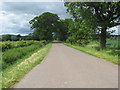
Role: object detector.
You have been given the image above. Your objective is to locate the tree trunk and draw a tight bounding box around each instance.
[100,27,107,50]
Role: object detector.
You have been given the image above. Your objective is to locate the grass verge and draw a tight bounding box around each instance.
[2,43,46,69]
[63,43,118,65]
[1,43,52,89]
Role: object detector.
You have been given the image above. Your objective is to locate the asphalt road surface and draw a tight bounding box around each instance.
[13,43,118,88]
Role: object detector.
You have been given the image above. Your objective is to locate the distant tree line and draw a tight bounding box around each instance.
[1,34,34,41]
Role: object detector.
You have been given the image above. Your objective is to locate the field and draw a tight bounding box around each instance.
[64,39,119,65]
[1,44,51,88]
[106,39,119,49]
[0,40,51,88]
[1,40,48,70]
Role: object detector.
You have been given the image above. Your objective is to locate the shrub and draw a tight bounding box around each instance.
[76,40,89,46]
[1,40,47,51]
[1,41,13,51]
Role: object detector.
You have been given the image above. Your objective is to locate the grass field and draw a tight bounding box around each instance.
[1,43,51,89]
[106,39,119,49]
[63,39,119,65]
[2,44,41,69]
[1,40,48,70]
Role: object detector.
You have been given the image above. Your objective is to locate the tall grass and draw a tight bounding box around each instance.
[63,40,119,65]
[106,39,119,49]
[2,44,39,69]
[2,44,52,88]
[1,40,47,51]
[2,40,48,70]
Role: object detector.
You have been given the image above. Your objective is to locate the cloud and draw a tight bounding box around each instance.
[2,2,118,36]
[108,25,120,35]
[1,2,71,35]
[2,2,70,18]
[1,10,34,35]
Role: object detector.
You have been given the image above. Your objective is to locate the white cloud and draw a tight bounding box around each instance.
[1,10,34,35]
[1,2,71,35]
[108,25,120,35]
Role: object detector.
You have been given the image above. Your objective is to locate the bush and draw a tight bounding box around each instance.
[1,41,13,51]
[76,40,89,46]
[1,40,47,51]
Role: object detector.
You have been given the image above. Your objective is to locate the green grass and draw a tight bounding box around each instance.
[63,42,118,65]
[1,40,47,51]
[2,43,44,70]
[107,39,118,45]
[106,39,119,49]
[1,43,52,89]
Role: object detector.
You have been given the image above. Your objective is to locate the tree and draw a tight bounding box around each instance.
[66,19,94,45]
[16,34,22,40]
[65,2,120,49]
[29,12,60,41]
[55,19,72,41]
[2,34,12,41]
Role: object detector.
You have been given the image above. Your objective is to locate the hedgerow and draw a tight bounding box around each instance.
[0,40,47,51]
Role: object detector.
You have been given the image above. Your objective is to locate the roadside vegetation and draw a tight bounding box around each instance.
[64,39,119,65]
[1,43,51,88]
[1,40,47,51]
[1,40,48,70]
[0,40,51,89]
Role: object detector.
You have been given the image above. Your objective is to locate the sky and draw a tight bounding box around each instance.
[0,2,71,36]
[0,1,119,35]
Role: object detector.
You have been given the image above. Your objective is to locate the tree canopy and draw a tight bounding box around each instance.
[64,2,120,49]
[29,2,120,50]
[29,12,60,41]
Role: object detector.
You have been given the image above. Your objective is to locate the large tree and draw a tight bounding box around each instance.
[29,12,60,41]
[66,18,95,45]
[56,19,72,41]
[65,2,120,49]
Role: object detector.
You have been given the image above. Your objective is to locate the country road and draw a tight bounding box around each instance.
[13,43,118,88]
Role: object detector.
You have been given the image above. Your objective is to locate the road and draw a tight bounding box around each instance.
[13,43,118,88]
